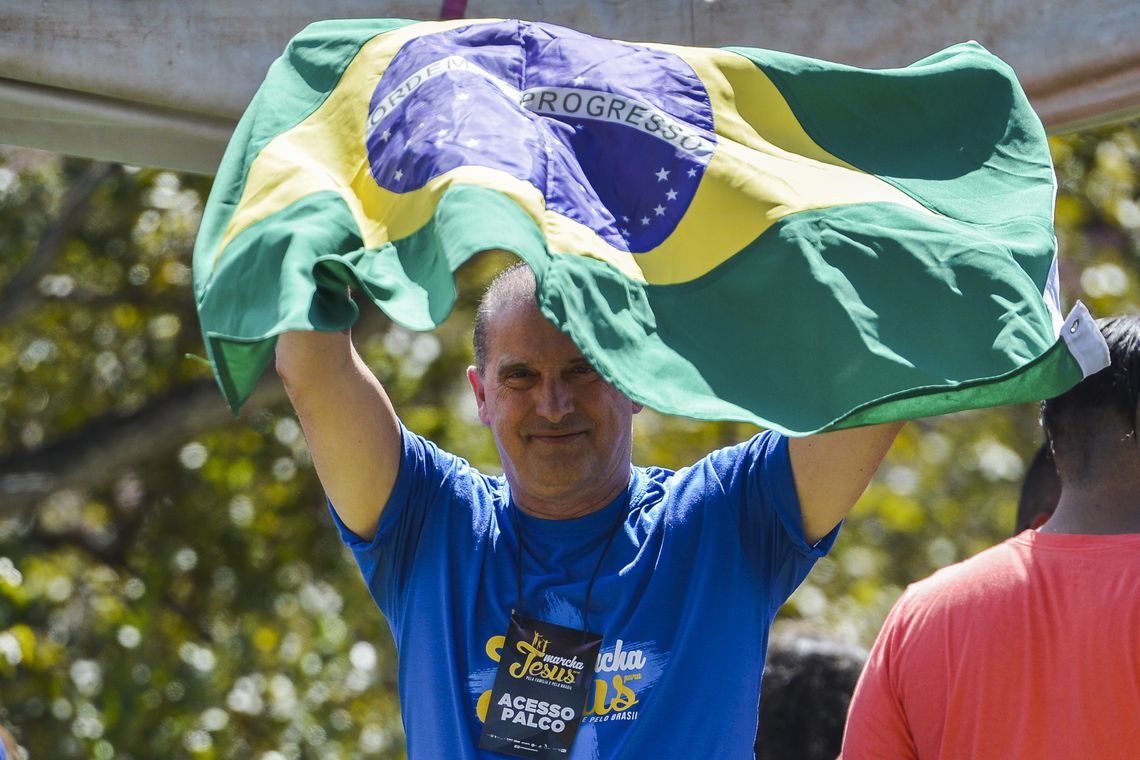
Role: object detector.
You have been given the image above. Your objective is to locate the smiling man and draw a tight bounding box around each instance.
[276,262,900,759]
[466,267,644,522]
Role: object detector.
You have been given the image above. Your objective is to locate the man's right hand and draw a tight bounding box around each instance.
[276,329,402,541]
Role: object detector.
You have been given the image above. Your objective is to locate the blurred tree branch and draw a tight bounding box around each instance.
[0,373,288,515]
[0,302,391,516]
[0,161,121,325]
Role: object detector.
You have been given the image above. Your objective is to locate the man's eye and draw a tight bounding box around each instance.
[502,370,536,386]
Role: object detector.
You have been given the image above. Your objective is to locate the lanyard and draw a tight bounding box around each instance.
[481,492,630,758]
[511,489,630,635]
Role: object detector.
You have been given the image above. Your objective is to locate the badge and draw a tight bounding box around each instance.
[478,611,602,758]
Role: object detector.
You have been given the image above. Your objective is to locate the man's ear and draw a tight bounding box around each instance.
[467,366,492,426]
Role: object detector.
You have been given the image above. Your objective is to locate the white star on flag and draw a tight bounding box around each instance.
[665,189,678,201]
[573,75,586,86]
[380,129,391,142]
[687,167,698,178]
[394,169,404,181]
[465,138,481,148]
[654,205,666,216]
[655,168,670,182]
[640,216,650,226]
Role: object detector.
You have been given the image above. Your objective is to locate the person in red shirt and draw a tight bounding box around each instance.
[841,314,1140,760]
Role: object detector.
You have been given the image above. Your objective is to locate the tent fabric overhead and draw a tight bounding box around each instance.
[2,0,1139,174]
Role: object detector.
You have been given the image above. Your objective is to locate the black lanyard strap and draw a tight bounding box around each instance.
[511,490,629,635]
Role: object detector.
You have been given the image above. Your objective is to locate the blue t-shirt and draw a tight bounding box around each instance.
[331,425,837,759]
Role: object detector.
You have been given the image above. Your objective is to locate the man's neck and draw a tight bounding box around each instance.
[512,475,630,520]
[1041,485,1140,535]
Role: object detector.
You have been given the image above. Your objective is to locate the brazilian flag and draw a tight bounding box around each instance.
[193,18,1109,433]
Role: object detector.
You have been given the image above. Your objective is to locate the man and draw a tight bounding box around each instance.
[841,315,1140,759]
[277,262,900,758]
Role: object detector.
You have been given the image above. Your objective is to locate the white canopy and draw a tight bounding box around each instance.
[2,0,1139,174]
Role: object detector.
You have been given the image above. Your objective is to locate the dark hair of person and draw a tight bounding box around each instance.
[472,262,535,373]
[1013,442,1060,534]
[755,636,868,760]
[1040,315,1140,457]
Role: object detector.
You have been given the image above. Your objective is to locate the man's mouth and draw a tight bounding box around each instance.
[529,429,587,443]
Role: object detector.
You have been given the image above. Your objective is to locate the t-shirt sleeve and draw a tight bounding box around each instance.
[751,430,841,556]
[726,431,842,606]
[326,423,463,616]
[840,594,919,760]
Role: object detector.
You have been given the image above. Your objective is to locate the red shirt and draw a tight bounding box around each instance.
[842,531,1140,760]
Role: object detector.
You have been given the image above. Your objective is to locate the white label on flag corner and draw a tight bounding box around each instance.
[1061,300,1110,378]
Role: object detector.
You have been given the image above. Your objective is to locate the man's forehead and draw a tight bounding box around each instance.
[484,310,588,369]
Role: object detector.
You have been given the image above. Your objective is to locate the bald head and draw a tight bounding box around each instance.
[473,262,537,374]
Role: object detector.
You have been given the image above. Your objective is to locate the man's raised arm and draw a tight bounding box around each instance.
[275,329,402,541]
[788,423,904,544]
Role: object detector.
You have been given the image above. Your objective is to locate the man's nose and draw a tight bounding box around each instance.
[535,376,574,422]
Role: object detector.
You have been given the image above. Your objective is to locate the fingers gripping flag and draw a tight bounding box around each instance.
[193,18,1110,432]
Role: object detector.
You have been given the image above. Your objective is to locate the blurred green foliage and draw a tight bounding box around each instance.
[0,117,1137,758]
